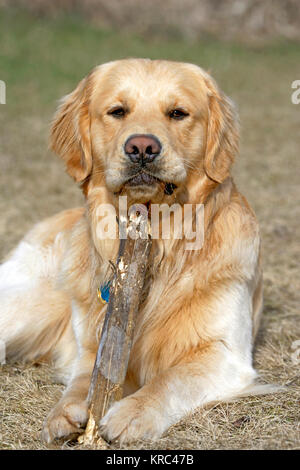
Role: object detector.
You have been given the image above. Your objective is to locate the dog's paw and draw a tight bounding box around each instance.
[99,395,166,444]
[42,399,89,443]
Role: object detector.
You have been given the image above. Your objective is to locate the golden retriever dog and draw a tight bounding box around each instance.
[0,59,269,444]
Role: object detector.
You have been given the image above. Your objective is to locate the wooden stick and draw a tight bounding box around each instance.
[79,209,151,447]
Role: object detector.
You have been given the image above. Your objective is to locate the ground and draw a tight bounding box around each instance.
[0,10,299,450]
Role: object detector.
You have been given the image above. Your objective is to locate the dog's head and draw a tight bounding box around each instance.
[50,59,238,205]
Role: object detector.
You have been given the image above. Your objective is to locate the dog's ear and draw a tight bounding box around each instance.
[50,72,94,182]
[203,76,239,184]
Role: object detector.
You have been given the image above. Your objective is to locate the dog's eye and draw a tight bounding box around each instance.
[169,109,189,120]
[108,107,126,118]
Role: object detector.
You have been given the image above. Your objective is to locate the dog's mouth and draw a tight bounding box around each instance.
[127,172,159,187]
[125,172,177,195]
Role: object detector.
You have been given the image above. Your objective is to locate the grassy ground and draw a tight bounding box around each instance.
[0,9,299,450]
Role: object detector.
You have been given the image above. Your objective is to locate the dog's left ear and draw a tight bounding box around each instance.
[50,71,95,182]
[203,76,239,184]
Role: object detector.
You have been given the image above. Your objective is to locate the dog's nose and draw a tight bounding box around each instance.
[124,134,161,165]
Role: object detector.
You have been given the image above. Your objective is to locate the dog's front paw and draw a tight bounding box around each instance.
[99,395,166,444]
[42,399,88,443]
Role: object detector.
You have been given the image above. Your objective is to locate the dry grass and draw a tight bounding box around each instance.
[0,10,299,450]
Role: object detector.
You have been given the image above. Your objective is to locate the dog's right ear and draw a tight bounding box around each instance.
[50,72,95,182]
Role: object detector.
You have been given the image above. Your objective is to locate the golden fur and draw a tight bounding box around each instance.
[0,59,266,444]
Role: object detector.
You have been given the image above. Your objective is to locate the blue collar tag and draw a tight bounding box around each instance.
[97,282,111,304]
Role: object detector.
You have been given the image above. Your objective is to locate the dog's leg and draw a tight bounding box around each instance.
[41,349,95,443]
[42,300,100,443]
[99,346,256,444]
[99,282,258,444]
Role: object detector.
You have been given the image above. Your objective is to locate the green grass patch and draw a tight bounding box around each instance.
[0,8,299,116]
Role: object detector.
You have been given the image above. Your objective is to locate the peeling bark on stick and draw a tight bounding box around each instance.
[79,214,151,446]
